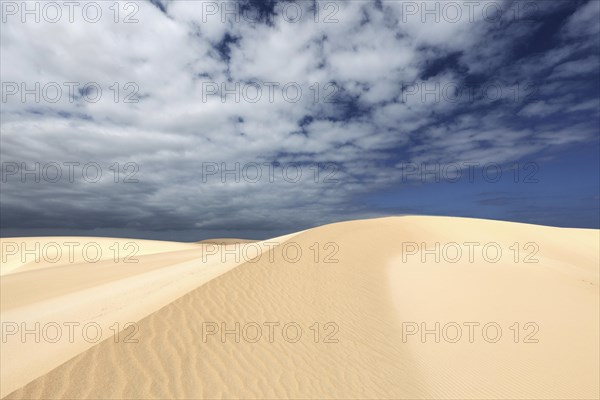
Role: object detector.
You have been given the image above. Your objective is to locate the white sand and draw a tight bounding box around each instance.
[1,217,598,399]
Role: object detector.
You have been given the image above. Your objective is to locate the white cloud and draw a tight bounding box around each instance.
[1,0,597,237]
[549,55,600,79]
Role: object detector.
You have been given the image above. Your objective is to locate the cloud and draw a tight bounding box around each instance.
[562,0,600,38]
[549,55,600,79]
[1,0,598,238]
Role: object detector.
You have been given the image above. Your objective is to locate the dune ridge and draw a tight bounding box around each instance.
[2,216,599,399]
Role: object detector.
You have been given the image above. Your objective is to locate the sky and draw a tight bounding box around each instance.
[0,0,599,241]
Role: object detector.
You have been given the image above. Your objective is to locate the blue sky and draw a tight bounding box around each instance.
[362,142,599,228]
[1,0,599,240]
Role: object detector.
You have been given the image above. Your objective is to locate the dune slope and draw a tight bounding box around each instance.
[2,217,599,399]
[0,235,297,397]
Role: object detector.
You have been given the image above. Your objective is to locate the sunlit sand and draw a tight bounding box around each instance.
[1,217,598,399]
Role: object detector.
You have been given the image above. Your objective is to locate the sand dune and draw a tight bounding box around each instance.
[1,217,598,399]
[197,238,259,245]
[1,234,298,398]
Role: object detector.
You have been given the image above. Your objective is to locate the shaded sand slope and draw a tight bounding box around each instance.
[1,236,297,397]
[4,217,600,399]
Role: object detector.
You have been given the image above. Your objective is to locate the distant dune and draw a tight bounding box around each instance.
[196,238,259,245]
[1,217,598,399]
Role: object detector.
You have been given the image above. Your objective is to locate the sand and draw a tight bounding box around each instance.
[1,216,598,399]
[197,238,259,245]
[1,234,298,398]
